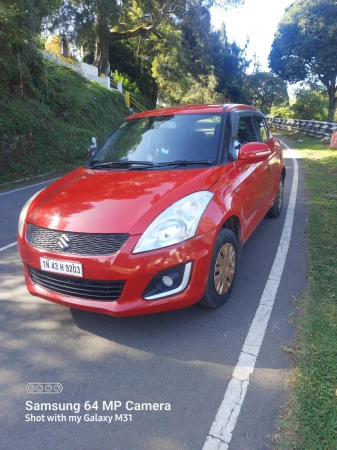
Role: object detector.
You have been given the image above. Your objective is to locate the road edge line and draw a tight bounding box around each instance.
[0,178,59,196]
[0,242,17,252]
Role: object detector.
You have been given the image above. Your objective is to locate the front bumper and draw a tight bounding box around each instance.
[18,230,216,316]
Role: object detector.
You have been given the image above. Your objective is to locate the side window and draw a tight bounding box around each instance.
[254,116,270,143]
[232,116,258,160]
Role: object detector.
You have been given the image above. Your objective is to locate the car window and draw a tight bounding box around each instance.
[232,116,257,160]
[254,116,270,143]
[91,114,223,166]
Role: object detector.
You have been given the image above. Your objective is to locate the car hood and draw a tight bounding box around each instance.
[27,167,218,234]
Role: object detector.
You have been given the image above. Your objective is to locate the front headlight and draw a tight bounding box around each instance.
[18,190,43,238]
[133,191,214,254]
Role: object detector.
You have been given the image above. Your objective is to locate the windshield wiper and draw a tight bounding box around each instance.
[90,160,154,169]
[155,159,213,167]
[128,160,214,170]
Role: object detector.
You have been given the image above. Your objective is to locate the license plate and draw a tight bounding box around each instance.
[40,258,83,277]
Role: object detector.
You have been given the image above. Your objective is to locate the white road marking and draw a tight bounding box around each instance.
[0,177,59,196]
[203,142,298,450]
[0,242,17,252]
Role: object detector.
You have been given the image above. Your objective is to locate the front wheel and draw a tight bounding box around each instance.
[267,176,284,218]
[199,228,238,309]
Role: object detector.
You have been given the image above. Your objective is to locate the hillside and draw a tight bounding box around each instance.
[0,63,130,186]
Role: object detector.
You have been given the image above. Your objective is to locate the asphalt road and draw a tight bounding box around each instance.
[0,141,307,450]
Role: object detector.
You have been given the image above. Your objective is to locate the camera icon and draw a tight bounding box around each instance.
[26,382,63,394]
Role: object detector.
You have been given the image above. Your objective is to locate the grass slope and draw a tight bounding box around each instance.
[0,63,130,186]
[273,131,337,450]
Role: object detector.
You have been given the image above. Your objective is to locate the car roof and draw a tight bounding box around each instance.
[128,104,259,120]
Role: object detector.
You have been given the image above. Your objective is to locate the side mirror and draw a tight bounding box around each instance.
[88,147,98,159]
[238,142,271,162]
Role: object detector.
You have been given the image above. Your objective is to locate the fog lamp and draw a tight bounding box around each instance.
[162,276,174,288]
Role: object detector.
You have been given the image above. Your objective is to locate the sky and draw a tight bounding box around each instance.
[210,0,295,72]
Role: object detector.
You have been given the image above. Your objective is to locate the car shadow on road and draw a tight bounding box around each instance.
[69,296,247,364]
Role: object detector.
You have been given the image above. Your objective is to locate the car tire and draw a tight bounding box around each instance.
[267,176,284,218]
[199,228,238,309]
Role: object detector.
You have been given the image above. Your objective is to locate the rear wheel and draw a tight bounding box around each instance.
[199,228,238,309]
[267,176,284,218]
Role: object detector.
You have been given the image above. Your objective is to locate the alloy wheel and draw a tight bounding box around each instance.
[213,243,236,295]
[277,179,284,210]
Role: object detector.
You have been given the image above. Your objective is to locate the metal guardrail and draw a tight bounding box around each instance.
[267,117,337,141]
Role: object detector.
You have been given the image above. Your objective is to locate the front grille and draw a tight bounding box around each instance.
[28,266,125,301]
[26,223,129,256]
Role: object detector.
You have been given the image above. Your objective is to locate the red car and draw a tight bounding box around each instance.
[18,104,285,317]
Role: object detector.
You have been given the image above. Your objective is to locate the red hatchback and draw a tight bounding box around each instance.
[18,104,285,316]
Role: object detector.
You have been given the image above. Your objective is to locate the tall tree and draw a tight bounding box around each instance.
[269,0,337,122]
[48,0,244,76]
[151,10,249,105]
[213,30,250,102]
[46,0,121,75]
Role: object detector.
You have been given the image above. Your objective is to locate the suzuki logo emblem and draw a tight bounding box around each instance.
[58,234,70,250]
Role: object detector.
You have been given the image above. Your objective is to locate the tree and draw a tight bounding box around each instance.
[181,72,229,104]
[46,0,121,75]
[47,0,247,105]
[150,24,192,105]
[211,24,250,102]
[0,0,60,93]
[151,17,249,105]
[269,0,337,122]
[80,1,204,105]
[242,72,288,114]
[48,0,243,76]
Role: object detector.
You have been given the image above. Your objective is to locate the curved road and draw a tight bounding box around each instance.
[0,140,306,450]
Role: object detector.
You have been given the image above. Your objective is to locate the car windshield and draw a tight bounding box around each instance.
[90,114,223,168]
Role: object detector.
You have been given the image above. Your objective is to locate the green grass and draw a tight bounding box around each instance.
[0,63,130,186]
[272,131,337,450]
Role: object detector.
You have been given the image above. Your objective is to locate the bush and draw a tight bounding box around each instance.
[269,104,295,119]
[291,89,328,121]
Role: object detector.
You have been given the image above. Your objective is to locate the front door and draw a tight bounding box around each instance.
[231,114,268,239]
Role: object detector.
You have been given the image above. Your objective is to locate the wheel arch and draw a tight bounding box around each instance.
[220,215,242,259]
